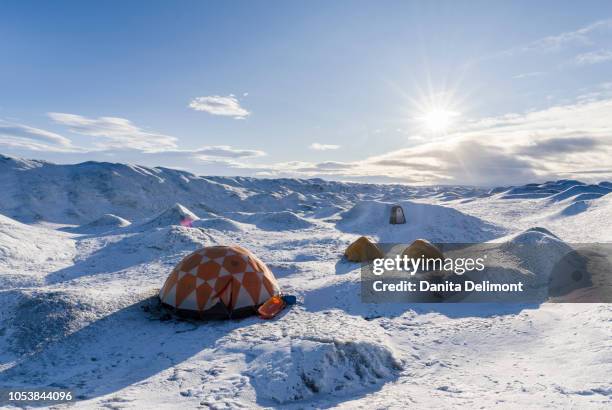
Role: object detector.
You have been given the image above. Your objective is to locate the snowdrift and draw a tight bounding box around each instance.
[435,227,576,302]
[68,214,131,233]
[0,214,74,279]
[493,179,611,203]
[252,211,314,231]
[46,226,214,284]
[137,226,212,251]
[192,217,246,232]
[230,211,314,231]
[556,200,591,217]
[500,227,573,282]
[337,200,504,243]
[548,184,611,202]
[245,312,401,404]
[4,289,100,354]
[138,203,199,229]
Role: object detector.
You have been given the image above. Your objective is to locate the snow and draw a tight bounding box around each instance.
[0,214,75,287]
[245,311,401,405]
[337,200,505,242]
[192,217,246,232]
[66,214,132,234]
[244,211,315,231]
[0,155,610,408]
[138,203,200,229]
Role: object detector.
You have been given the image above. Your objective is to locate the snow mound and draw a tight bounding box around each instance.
[136,226,212,252]
[0,214,74,274]
[548,184,611,202]
[556,200,591,217]
[337,200,504,242]
[192,217,244,232]
[435,191,463,201]
[442,227,576,302]
[548,195,612,241]
[495,180,601,200]
[139,203,199,229]
[70,214,131,233]
[246,313,401,404]
[494,179,612,203]
[85,213,131,228]
[45,227,213,284]
[7,289,99,354]
[251,211,314,231]
[499,185,559,199]
[501,227,573,282]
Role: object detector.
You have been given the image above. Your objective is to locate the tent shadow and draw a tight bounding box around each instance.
[334,259,360,275]
[0,297,251,406]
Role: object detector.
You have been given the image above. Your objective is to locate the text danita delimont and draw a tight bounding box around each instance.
[370,255,524,293]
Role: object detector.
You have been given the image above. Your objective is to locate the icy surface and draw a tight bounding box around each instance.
[0,155,610,408]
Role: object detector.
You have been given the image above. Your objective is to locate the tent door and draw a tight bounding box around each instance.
[390,206,406,224]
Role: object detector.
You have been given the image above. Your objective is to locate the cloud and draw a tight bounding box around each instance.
[293,161,355,173]
[0,120,75,152]
[517,137,601,157]
[193,145,265,159]
[512,71,546,79]
[189,95,250,119]
[115,145,266,170]
[309,143,340,151]
[575,49,612,65]
[48,113,177,151]
[363,96,612,184]
[493,19,612,61]
[519,19,612,53]
[2,114,267,170]
[256,92,612,185]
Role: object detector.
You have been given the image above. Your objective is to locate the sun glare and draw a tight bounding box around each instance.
[419,108,459,134]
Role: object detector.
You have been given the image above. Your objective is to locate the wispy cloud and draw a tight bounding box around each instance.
[309,142,340,151]
[188,95,250,119]
[493,18,612,62]
[0,120,74,152]
[516,137,600,157]
[512,71,546,79]
[575,49,612,65]
[516,19,612,54]
[142,145,265,161]
[48,112,177,151]
[1,114,267,170]
[192,145,265,159]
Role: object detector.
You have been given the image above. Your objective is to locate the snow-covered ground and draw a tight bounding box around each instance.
[0,155,610,409]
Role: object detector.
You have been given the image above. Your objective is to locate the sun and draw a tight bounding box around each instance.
[418,107,459,134]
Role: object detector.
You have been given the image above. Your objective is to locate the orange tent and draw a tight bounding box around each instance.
[344,236,384,262]
[159,245,281,319]
[402,239,444,261]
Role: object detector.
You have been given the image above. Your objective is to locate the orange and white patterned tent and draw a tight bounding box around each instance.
[159,245,281,318]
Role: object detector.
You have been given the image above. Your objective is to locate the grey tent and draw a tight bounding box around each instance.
[389,205,406,224]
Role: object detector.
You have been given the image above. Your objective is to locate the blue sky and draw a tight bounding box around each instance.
[1,1,612,185]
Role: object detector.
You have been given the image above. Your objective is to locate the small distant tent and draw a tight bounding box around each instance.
[389,205,406,224]
[402,239,444,271]
[344,236,385,262]
[159,245,282,319]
